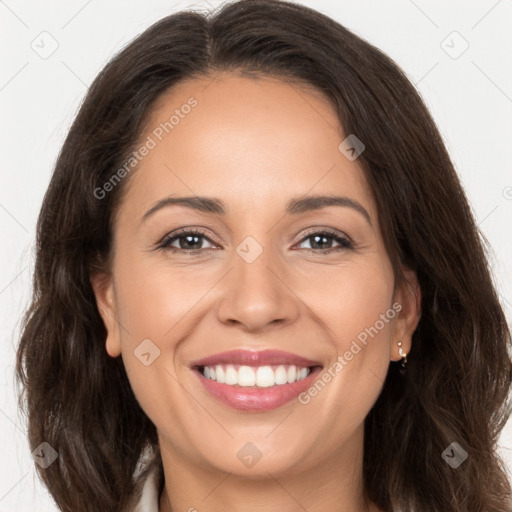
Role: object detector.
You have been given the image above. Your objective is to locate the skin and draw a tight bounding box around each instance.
[91,71,421,512]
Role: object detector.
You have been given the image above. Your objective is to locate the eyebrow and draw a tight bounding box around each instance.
[141,194,372,226]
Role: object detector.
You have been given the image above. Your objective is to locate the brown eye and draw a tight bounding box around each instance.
[296,230,353,253]
[157,228,217,254]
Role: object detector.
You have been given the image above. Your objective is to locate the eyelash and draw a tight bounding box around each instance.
[155,227,353,255]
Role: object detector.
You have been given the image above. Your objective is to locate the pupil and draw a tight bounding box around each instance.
[181,235,201,249]
[312,235,331,250]
[177,234,334,251]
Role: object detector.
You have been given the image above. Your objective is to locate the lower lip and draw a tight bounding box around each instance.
[193,366,322,411]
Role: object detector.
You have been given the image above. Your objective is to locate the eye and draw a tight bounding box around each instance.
[155,227,353,255]
[296,229,353,254]
[156,228,217,254]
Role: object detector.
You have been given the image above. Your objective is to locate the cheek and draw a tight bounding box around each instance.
[110,250,221,410]
[113,251,214,344]
[293,257,394,430]
[294,251,394,349]
[114,245,394,375]
[113,238,394,423]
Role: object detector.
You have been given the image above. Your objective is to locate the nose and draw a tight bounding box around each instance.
[215,241,300,332]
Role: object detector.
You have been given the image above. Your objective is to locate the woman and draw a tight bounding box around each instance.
[16,0,512,510]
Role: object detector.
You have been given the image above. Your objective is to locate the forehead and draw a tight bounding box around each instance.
[119,71,376,223]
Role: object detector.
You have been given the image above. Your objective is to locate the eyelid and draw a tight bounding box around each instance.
[296,226,353,245]
[154,225,355,255]
[293,228,354,253]
[156,226,219,250]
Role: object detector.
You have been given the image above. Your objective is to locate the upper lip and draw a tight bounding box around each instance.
[190,349,323,368]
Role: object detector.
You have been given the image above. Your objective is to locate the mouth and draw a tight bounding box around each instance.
[190,349,323,411]
[196,363,320,386]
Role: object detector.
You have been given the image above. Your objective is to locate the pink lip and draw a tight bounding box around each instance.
[193,366,323,411]
[190,349,323,412]
[189,349,322,368]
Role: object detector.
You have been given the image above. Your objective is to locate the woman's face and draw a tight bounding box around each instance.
[92,71,419,478]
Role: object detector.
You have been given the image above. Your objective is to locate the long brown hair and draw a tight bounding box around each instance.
[16,0,512,510]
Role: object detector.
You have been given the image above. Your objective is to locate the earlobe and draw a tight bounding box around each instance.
[391,268,422,361]
[90,271,122,358]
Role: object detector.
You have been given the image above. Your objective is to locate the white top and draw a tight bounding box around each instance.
[124,445,164,512]
[133,463,162,511]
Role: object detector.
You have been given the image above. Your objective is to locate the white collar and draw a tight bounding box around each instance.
[126,445,164,512]
[133,461,162,512]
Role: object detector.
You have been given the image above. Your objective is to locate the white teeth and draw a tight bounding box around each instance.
[216,365,225,384]
[287,365,296,383]
[238,366,256,386]
[274,365,288,385]
[256,366,275,387]
[201,364,313,387]
[297,367,309,381]
[225,365,238,385]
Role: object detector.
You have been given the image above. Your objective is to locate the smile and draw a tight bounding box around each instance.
[190,349,323,411]
[201,363,312,387]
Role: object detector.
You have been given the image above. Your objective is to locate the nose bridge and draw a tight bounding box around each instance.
[215,234,299,331]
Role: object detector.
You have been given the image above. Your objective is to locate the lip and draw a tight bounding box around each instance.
[190,349,323,412]
[193,365,323,411]
[189,349,322,368]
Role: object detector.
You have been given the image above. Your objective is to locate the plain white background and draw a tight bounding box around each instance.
[1,0,511,510]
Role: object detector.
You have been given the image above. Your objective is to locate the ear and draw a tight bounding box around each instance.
[390,267,421,361]
[90,271,122,358]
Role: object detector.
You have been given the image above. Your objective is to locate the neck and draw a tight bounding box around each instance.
[158,425,381,512]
